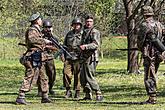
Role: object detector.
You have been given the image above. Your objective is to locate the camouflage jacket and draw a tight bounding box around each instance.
[82,27,101,62]
[25,25,46,51]
[24,25,52,61]
[64,29,83,60]
[137,17,164,58]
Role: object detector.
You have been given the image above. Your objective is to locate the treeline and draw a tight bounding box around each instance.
[0,0,123,40]
[0,0,128,59]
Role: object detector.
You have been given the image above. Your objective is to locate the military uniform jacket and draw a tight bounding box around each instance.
[25,25,46,51]
[24,25,51,62]
[82,27,101,62]
[137,17,164,58]
[64,29,83,60]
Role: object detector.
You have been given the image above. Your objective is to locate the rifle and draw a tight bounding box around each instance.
[48,35,73,59]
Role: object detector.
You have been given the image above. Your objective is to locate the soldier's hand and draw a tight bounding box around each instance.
[80,45,86,50]
[44,39,52,44]
[45,45,58,51]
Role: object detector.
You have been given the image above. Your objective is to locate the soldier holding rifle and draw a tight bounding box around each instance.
[16,12,55,104]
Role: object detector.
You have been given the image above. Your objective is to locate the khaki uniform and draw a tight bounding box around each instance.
[18,25,49,99]
[137,17,164,99]
[80,27,102,95]
[63,30,83,91]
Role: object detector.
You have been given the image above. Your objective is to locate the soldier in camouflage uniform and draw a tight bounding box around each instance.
[62,18,83,99]
[37,19,57,96]
[79,14,103,101]
[16,12,53,104]
[137,6,165,104]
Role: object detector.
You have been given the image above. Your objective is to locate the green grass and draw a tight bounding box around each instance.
[0,58,165,110]
[1,37,165,109]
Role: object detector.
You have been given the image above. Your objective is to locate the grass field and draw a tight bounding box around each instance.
[0,58,165,110]
[1,37,165,110]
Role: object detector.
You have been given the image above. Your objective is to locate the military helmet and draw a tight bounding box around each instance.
[29,12,41,22]
[43,19,52,27]
[71,18,82,26]
[142,6,154,16]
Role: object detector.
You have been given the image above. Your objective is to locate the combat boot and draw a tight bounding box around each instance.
[16,98,28,105]
[145,95,156,104]
[37,91,42,97]
[65,90,72,98]
[96,91,103,101]
[41,98,52,103]
[74,90,80,99]
[49,89,55,95]
[82,92,92,100]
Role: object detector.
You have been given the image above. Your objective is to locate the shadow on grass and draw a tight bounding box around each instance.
[0,92,17,96]
[78,101,165,105]
[0,101,16,104]
[96,68,127,75]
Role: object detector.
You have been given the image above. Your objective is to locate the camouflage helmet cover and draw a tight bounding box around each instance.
[142,6,154,16]
[29,12,41,22]
[43,19,52,27]
[71,18,82,26]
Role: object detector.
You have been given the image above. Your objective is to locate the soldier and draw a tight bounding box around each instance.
[79,14,103,101]
[62,18,83,99]
[16,12,53,104]
[137,6,165,104]
[37,19,57,96]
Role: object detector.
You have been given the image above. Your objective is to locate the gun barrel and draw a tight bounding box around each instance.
[49,36,73,58]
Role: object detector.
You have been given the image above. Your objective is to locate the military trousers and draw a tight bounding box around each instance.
[18,60,49,98]
[143,57,160,96]
[63,60,80,90]
[38,59,56,92]
[80,61,101,93]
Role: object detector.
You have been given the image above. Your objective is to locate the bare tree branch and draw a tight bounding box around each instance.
[127,0,144,22]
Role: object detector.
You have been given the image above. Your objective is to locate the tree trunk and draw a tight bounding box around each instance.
[127,19,139,73]
[126,1,139,74]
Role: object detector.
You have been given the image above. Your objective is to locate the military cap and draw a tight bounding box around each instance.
[85,14,94,20]
[71,18,82,26]
[29,12,41,22]
[142,6,154,16]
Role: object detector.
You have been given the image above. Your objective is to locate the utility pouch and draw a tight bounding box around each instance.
[32,50,42,68]
[19,55,27,65]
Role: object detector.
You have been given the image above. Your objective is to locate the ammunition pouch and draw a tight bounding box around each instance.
[31,50,42,68]
[19,54,31,65]
[80,49,96,63]
[20,55,28,65]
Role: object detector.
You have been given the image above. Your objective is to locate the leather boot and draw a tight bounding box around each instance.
[145,95,156,104]
[65,90,72,98]
[37,91,42,97]
[41,98,52,103]
[16,98,28,105]
[74,90,80,99]
[96,91,103,101]
[49,89,55,95]
[83,92,92,100]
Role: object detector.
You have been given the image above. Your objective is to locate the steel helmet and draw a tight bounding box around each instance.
[71,18,82,26]
[43,19,52,27]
